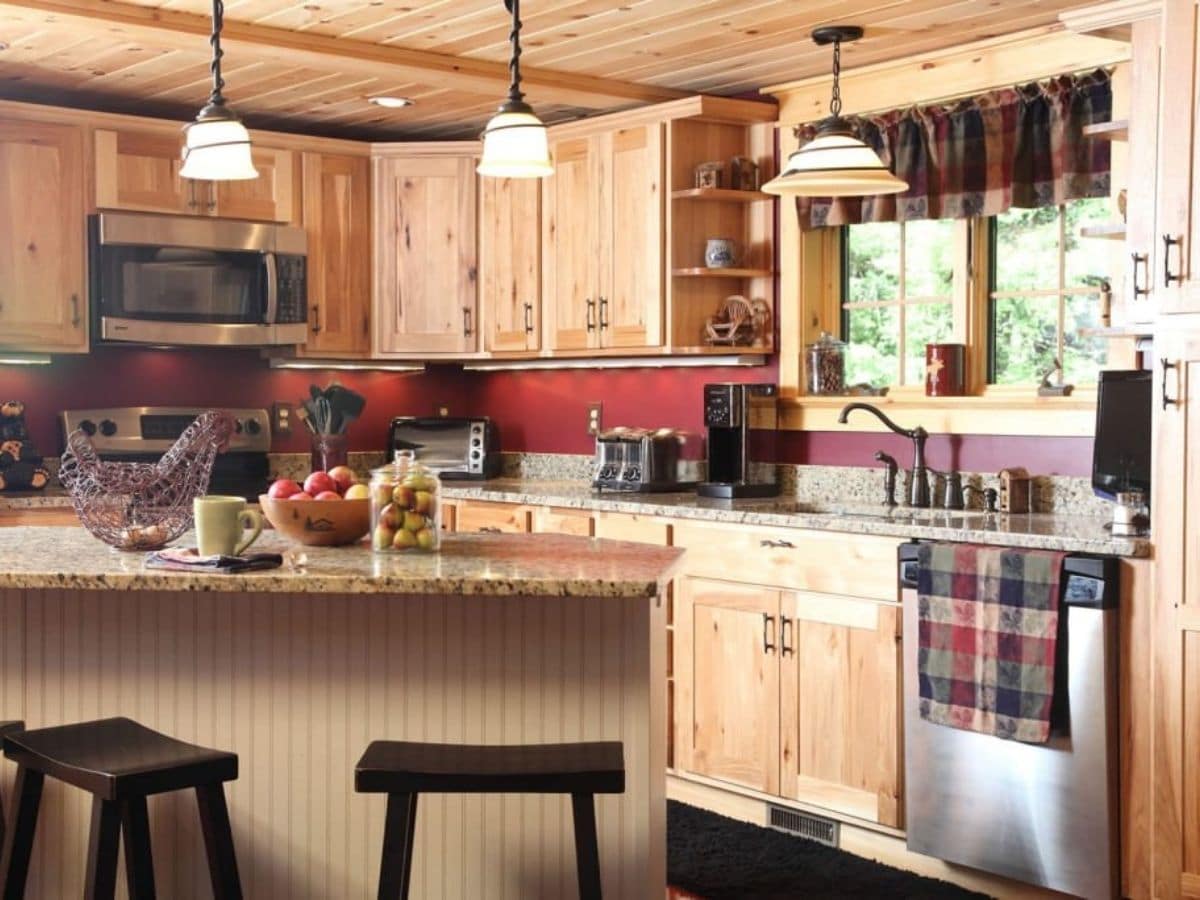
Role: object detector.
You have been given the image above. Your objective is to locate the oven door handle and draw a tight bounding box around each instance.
[263,252,279,324]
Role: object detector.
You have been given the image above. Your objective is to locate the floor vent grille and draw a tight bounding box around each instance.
[767,804,839,847]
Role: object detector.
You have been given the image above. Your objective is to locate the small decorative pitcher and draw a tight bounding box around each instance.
[705,238,739,269]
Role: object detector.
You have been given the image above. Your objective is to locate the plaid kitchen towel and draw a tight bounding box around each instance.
[916,542,1067,743]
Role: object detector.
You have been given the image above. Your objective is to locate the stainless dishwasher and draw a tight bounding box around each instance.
[899,543,1121,899]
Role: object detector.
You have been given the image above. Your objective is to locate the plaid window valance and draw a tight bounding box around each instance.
[795,69,1112,229]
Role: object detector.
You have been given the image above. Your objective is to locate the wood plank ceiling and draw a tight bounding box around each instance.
[0,0,1105,139]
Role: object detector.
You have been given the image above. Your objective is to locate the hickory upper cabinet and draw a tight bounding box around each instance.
[297,152,371,358]
[479,176,541,353]
[94,128,297,223]
[543,123,665,352]
[373,150,479,355]
[0,118,87,353]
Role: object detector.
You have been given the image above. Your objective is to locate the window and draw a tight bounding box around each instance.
[838,197,1113,391]
[842,220,957,387]
[988,198,1111,385]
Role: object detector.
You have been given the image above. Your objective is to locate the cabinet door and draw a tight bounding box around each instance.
[675,577,780,795]
[531,506,593,536]
[779,591,902,827]
[94,128,194,215]
[1151,326,1200,897]
[1158,0,1199,314]
[1124,17,1162,325]
[214,146,297,223]
[543,137,600,351]
[480,176,541,352]
[374,156,478,354]
[0,120,87,352]
[601,124,664,349]
[299,152,371,357]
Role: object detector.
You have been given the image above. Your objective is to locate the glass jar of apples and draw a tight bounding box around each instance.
[369,450,441,553]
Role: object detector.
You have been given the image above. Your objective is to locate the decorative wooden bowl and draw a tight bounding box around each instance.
[258,495,370,547]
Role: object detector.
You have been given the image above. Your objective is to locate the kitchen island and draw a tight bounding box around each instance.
[0,527,681,899]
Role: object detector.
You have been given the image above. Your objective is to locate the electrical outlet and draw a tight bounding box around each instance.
[587,402,602,437]
[272,402,293,436]
[437,405,451,417]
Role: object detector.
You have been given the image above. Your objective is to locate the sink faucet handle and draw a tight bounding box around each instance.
[873,451,899,507]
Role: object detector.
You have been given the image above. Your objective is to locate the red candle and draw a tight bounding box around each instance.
[925,343,966,396]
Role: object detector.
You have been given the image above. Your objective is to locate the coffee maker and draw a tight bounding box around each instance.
[698,383,779,498]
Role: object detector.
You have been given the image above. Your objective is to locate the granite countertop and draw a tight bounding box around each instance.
[0,527,683,597]
[438,479,1150,558]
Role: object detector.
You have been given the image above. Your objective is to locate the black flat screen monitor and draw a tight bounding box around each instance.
[1092,369,1152,501]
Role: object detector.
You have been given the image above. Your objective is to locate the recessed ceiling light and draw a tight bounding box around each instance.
[368,96,414,108]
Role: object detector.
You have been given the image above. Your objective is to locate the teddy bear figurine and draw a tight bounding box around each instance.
[0,400,50,492]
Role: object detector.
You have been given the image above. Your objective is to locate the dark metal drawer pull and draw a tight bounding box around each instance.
[523,302,534,334]
[780,616,794,657]
[585,297,596,332]
[1163,234,1184,287]
[479,526,502,534]
[762,613,776,654]
[1131,252,1149,298]
[759,539,796,549]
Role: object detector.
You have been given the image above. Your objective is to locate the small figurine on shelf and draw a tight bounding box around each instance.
[730,156,759,191]
[998,467,1034,513]
[694,161,724,190]
[1037,357,1074,397]
[703,295,771,348]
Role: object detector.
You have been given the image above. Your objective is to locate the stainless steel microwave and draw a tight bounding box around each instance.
[88,212,308,347]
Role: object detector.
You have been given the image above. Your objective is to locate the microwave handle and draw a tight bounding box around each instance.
[263,252,278,324]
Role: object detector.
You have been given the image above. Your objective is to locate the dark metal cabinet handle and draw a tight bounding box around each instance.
[186,181,197,210]
[523,302,534,334]
[599,296,610,330]
[1131,253,1150,298]
[205,182,216,212]
[780,616,794,657]
[70,294,80,328]
[463,306,473,337]
[762,613,776,654]
[759,538,796,549]
[585,297,596,332]
[1163,235,1184,287]
[1162,358,1180,410]
[310,302,321,334]
[479,526,502,534]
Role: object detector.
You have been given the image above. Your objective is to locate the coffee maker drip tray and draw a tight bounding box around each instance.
[698,481,781,499]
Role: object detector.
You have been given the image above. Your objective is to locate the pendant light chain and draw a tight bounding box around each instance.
[505,0,524,105]
[209,0,226,106]
[829,37,842,119]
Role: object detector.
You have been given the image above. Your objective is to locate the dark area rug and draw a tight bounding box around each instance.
[668,801,993,900]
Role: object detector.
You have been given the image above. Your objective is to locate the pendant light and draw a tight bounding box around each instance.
[181,0,258,181]
[762,26,907,197]
[477,0,553,179]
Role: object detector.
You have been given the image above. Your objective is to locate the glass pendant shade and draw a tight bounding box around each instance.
[477,106,553,178]
[180,113,258,181]
[762,125,907,197]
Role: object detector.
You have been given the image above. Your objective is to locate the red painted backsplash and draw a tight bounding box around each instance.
[2,348,1093,476]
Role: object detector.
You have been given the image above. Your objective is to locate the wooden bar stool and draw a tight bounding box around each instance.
[356,740,625,900]
[0,723,23,857]
[0,717,242,900]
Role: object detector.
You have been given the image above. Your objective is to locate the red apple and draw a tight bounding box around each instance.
[267,478,302,499]
[290,492,313,501]
[327,465,356,494]
[314,490,342,501]
[304,471,336,497]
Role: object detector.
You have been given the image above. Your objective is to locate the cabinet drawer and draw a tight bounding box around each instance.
[594,512,670,545]
[532,506,594,536]
[455,500,529,534]
[672,521,897,600]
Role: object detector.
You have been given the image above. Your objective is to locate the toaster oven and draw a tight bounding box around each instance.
[388,417,500,480]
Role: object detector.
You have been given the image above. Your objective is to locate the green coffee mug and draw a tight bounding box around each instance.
[194,495,263,557]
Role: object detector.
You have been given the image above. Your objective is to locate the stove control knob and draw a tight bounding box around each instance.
[245,419,263,436]
[78,419,97,437]
[99,419,118,437]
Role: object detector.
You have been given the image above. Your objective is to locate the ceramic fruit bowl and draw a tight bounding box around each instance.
[258,495,370,547]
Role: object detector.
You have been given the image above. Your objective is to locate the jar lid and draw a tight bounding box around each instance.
[807,331,845,350]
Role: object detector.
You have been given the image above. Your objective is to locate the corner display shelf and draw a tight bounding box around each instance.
[673,267,775,278]
[671,188,774,203]
[1082,119,1129,142]
[1080,222,1127,240]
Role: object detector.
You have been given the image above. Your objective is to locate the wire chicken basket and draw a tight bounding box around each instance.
[59,410,234,550]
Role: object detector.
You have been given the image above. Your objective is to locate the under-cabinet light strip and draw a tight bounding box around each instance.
[462,355,766,371]
[269,359,426,373]
[0,354,52,366]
